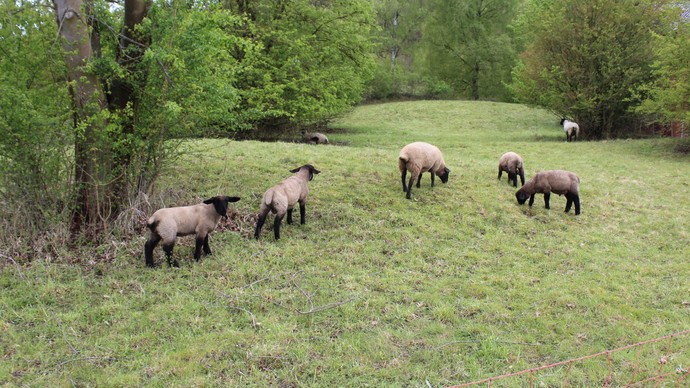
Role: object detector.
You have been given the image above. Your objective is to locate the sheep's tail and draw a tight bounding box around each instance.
[147,218,159,232]
[398,154,409,172]
[262,189,275,207]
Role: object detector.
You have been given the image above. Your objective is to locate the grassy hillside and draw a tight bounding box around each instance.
[2,101,689,386]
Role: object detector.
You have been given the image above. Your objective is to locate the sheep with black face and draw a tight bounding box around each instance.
[255,164,320,240]
[144,196,240,267]
[398,142,450,199]
[498,151,525,187]
[515,170,581,215]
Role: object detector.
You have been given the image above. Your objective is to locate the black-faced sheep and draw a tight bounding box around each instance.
[303,132,329,145]
[560,118,580,142]
[398,142,450,199]
[498,151,525,187]
[515,170,581,215]
[254,164,320,240]
[144,195,241,267]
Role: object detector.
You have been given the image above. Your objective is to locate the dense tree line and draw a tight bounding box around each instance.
[0,0,688,251]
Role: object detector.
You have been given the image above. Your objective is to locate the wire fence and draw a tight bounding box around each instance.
[449,329,690,387]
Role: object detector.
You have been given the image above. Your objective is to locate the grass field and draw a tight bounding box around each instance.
[1,100,689,386]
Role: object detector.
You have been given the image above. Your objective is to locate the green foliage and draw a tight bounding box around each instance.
[635,11,690,126]
[143,5,250,134]
[368,0,430,99]
[189,0,378,131]
[422,0,519,101]
[239,0,377,128]
[510,0,672,138]
[0,3,73,242]
[2,101,690,385]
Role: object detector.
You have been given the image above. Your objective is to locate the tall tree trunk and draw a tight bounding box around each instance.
[109,0,151,200]
[53,0,110,238]
[391,10,399,71]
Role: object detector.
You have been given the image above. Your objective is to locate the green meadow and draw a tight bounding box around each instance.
[1,101,689,386]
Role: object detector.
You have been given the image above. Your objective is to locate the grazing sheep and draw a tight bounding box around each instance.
[303,132,329,144]
[144,195,241,267]
[398,142,450,199]
[560,118,580,142]
[254,164,320,240]
[498,151,525,187]
[515,170,581,215]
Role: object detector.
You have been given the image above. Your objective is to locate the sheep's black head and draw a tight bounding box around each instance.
[560,118,566,126]
[204,196,240,218]
[290,164,321,181]
[515,189,530,205]
[439,167,450,184]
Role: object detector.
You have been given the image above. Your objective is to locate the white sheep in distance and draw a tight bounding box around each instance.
[144,195,240,267]
[560,118,580,142]
[254,164,320,240]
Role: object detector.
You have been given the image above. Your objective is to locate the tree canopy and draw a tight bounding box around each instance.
[509,0,685,139]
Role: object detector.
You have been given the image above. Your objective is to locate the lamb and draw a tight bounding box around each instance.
[303,132,329,144]
[144,195,241,267]
[515,170,581,215]
[560,118,580,142]
[498,151,525,187]
[254,164,320,240]
[398,142,450,199]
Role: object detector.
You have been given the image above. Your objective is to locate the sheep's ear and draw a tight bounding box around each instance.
[289,167,301,173]
[312,168,320,174]
[227,196,241,203]
[203,197,216,204]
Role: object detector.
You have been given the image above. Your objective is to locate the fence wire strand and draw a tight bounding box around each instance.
[449,330,690,388]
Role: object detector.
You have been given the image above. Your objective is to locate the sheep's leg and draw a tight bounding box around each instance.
[273,214,284,240]
[401,169,408,192]
[497,168,503,180]
[299,202,306,224]
[430,172,435,187]
[203,235,212,255]
[406,173,417,199]
[163,243,178,268]
[519,171,525,186]
[254,209,269,239]
[565,193,573,213]
[287,209,294,225]
[573,195,581,215]
[543,192,551,209]
[416,173,422,188]
[144,235,161,267]
[509,172,517,187]
[194,236,205,261]
[528,194,535,207]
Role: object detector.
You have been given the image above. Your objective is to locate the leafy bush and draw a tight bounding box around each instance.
[510,0,670,139]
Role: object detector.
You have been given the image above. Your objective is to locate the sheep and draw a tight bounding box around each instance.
[254,164,320,240]
[515,170,581,215]
[303,132,329,144]
[398,142,450,199]
[144,195,241,267]
[560,118,580,142]
[498,151,525,187]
